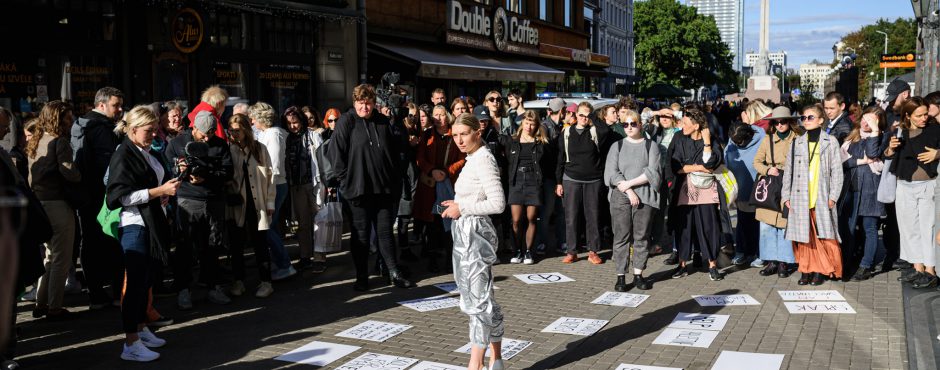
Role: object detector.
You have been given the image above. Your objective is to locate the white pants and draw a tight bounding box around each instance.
[896,180,937,266]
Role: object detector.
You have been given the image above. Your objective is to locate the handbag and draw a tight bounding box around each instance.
[97,195,121,240]
[749,139,785,212]
[714,165,738,205]
[314,194,343,254]
[877,130,903,203]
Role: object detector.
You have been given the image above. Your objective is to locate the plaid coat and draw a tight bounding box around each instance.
[781,131,844,243]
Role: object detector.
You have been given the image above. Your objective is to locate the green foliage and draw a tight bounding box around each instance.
[634,0,737,92]
[838,17,916,101]
[796,81,819,107]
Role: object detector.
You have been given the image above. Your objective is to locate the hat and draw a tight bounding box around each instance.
[565,103,578,113]
[472,105,491,121]
[765,106,797,120]
[548,97,566,112]
[193,110,217,135]
[885,79,911,104]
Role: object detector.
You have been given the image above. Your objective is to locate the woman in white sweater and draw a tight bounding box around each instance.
[441,113,506,370]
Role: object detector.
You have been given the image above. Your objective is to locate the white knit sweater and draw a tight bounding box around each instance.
[454,146,505,216]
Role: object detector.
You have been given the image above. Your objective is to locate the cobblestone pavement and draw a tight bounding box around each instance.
[13,243,909,370]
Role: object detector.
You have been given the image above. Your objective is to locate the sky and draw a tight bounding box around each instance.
[741,0,915,67]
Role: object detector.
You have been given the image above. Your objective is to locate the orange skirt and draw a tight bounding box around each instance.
[793,209,843,278]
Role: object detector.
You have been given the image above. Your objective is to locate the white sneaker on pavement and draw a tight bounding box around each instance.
[138,327,166,348]
[207,286,231,305]
[229,280,246,297]
[121,340,160,362]
[255,282,274,298]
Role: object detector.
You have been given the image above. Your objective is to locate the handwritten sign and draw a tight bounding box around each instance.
[667,313,729,332]
[411,361,467,370]
[616,365,684,370]
[693,294,761,306]
[777,290,846,301]
[335,352,418,370]
[514,272,575,285]
[591,292,650,308]
[434,282,499,294]
[541,317,609,336]
[652,328,719,348]
[711,351,784,370]
[275,341,360,366]
[335,321,412,342]
[455,338,532,360]
[783,301,856,314]
[398,296,461,312]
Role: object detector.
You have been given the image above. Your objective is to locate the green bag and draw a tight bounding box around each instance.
[97,195,121,239]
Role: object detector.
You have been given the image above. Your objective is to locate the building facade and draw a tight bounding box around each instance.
[744,51,787,69]
[596,0,635,96]
[799,62,833,99]
[687,0,744,71]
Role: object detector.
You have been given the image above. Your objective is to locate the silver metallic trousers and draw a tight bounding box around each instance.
[452,215,504,347]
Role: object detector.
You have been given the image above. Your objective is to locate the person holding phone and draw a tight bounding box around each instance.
[841,107,887,281]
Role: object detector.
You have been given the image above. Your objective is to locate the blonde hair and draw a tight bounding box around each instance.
[744,100,772,124]
[249,102,277,128]
[432,105,453,127]
[200,85,229,108]
[453,113,481,131]
[26,101,72,158]
[228,113,262,160]
[513,110,549,144]
[622,109,640,124]
[114,105,158,136]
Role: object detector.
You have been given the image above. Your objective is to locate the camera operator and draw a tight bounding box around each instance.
[164,111,234,309]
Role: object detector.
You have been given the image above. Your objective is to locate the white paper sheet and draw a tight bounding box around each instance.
[615,365,685,370]
[397,295,461,312]
[433,282,498,294]
[783,301,856,314]
[776,290,846,301]
[652,328,720,348]
[513,272,576,284]
[710,351,784,370]
[692,294,761,306]
[410,360,467,370]
[666,312,730,332]
[334,352,418,370]
[541,317,610,336]
[335,320,412,342]
[274,340,360,367]
[455,338,532,360]
[591,291,651,307]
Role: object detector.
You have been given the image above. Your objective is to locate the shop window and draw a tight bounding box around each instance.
[213,62,247,100]
[506,0,524,14]
[564,0,571,27]
[539,0,553,22]
[258,64,311,114]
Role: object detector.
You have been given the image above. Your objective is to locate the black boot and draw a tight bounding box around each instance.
[614,275,628,292]
[777,262,791,278]
[810,272,825,286]
[633,274,651,290]
[390,270,415,288]
[353,276,369,292]
[758,261,778,276]
[798,273,811,285]
[663,251,678,265]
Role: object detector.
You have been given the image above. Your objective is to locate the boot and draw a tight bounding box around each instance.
[633,274,651,290]
[614,275,628,292]
[758,261,778,276]
[390,271,415,288]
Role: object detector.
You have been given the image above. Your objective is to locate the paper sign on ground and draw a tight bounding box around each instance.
[777,290,846,301]
[667,312,730,332]
[455,338,532,360]
[783,301,856,314]
[710,351,784,370]
[541,317,610,336]
[398,295,461,312]
[513,272,575,284]
[433,282,498,294]
[693,294,761,306]
[591,291,651,308]
[335,352,418,370]
[411,361,467,370]
[616,365,685,370]
[652,328,720,348]
[335,320,412,342]
[274,340,360,366]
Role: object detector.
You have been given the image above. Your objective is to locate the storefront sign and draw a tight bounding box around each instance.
[0,61,37,98]
[539,43,610,67]
[880,53,916,68]
[328,51,344,61]
[172,8,204,54]
[446,0,539,56]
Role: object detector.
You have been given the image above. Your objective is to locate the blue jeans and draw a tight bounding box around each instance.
[536,179,565,248]
[758,222,794,263]
[267,183,291,269]
[734,211,760,257]
[859,216,885,269]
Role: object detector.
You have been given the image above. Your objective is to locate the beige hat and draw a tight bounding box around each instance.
[765,106,797,120]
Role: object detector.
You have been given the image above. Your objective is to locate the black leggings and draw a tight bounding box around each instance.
[121,250,154,334]
[347,195,399,279]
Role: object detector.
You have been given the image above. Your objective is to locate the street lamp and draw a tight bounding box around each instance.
[911,0,931,19]
[875,30,888,86]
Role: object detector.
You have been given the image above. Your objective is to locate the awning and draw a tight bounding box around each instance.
[370,41,564,83]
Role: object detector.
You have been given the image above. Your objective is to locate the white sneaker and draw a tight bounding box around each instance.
[65,272,83,295]
[207,286,231,305]
[229,280,246,297]
[20,287,37,302]
[121,340,160,362]
[138,327,166,348]
[271,266,298,281]
[255,282,274,298]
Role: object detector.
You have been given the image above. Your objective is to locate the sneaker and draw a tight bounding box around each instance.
[121,340,160,362]
[229,280,246,297]
[671,265,688,279]
[148,316,173,328]
[587,251,604,265]
[750,257,765,268]
[65,273,83,295]
[562,254,578,263]
[557,243,568,255]
[177,289,193,310]
[208,286,231,305]
[510,250,524,264]
[255,282,274,298]
[898,269,922,282]
[534,243,547,255]
[523,250,534,265]
[709,267,724,281]
[913,274,939,289]
[663,252,678,265]
[851,268,873,281]
[732,253,747,265]
[138,327,166,348]
[19,287,36,302]
[271,266,298,281]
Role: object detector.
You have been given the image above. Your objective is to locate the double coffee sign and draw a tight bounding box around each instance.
[447,0,539,56]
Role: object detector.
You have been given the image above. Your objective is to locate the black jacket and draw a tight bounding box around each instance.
[826,113,853,144]
[326,108,402,200]
[72,110,120,199]
[555,122,612,182]
[503,135,555,186]
[164,131,234,200]
[106,138,172,262]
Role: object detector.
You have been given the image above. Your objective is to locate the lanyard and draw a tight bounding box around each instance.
[808,141,820,165]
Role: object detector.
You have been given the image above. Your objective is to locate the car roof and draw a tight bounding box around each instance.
[522,98,620,110]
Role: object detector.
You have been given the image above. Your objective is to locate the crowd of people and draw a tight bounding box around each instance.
[2,77,940,366]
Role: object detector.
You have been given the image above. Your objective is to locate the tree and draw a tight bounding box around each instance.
[796,81,819,107]
[634,0,737,92]
[836,18,916,101]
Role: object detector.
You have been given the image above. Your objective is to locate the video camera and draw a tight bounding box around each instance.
[376,72,405,117]
[177,141,211,182]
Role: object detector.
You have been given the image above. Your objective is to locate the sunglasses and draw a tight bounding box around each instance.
[327,119,337,123]
[774,120,790,126]
[577,113,590,118]
[799,115,817,122]
[624,121,639,128]
[487,97,501,103]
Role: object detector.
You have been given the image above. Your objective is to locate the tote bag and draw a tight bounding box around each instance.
[314,195,343,253]
[877,130,903,204]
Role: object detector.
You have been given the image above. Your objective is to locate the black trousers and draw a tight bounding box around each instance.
[173,197,226,289]
[676,204,721,262]
[563,179,602,253]
[347,195,399,280]
[78,203,124,303]
[230,198,271,282]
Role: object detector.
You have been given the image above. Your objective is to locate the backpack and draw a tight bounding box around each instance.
[315,138,333,186]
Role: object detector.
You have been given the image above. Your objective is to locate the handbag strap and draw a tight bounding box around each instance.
[769,136,777,167]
